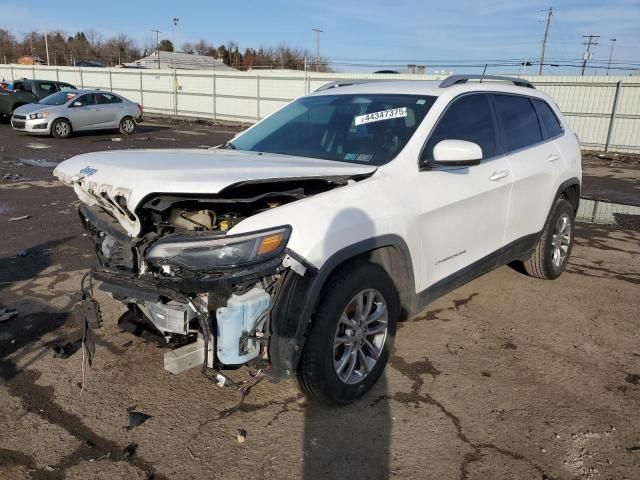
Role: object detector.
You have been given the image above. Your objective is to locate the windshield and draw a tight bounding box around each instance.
[39,91,78,106]
[229,93,437,165]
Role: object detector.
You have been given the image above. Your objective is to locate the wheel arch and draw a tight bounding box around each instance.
[269,235,416,377]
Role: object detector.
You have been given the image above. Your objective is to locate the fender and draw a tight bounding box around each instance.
[269,234,415,377]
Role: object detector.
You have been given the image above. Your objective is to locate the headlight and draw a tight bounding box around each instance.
[146,226,291,271]
[29,112,48,119]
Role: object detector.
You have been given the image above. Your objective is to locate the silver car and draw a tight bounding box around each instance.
[11,89,143,138]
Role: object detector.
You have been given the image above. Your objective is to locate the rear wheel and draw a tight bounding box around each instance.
[298,261,398,405]
[522,198,575,279]
[119,116,136,135]
[51,118,72,138]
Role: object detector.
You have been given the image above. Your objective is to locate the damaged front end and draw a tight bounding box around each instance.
[74,178,350,379]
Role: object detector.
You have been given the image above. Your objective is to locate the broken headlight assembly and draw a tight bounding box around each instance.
[145,226,291,271]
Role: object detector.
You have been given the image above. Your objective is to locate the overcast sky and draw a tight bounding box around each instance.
[2,0,639,74]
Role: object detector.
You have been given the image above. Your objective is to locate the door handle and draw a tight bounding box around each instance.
[489,170,509,181]
[547,153,561,163]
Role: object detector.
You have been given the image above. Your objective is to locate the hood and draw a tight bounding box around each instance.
[14,103,49,115]
[54,148,377,236]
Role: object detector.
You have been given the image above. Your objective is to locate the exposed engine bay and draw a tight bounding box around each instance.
[76,176,357,377]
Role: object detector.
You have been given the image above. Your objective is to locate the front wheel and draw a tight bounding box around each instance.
[51,118,72,138]
[298,261,398,405]
[119,116,136,135]
[522,198,575,279]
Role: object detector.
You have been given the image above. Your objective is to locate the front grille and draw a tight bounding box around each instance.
[13,114,27,120]
[11,120,25,129]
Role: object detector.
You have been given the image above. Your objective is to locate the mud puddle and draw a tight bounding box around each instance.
[17,158,59,168]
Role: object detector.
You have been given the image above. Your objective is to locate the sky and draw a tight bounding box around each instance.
[2,0,640,75]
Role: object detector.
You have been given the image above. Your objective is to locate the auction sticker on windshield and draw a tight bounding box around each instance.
[354,107,407,126]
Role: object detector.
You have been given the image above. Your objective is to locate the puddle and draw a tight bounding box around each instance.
[26,142,52,150]
[577,198,640,226]
[17,159,58,168]
[172,130,206,136]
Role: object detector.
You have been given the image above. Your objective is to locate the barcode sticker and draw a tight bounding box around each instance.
[354,107,407,126]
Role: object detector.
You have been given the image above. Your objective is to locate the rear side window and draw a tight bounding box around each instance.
[38,83,56,95]
[533,99,563,139]
[97,93,122,104]
[494,94,542,152]
[423,93,498,161]
[58,83,76,92]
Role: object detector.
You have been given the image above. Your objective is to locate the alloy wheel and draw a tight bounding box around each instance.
[333,288,388,385]
[551,213,571,267]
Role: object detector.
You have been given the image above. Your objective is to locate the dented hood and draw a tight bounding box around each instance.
[54,148,376,236]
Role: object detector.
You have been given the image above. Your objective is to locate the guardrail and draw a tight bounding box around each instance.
[1,64,638,153]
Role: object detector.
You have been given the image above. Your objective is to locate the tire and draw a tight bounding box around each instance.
[522,198,575,280]
[51,118,72,138]
[298,261,398,405]
[119,116,136,135]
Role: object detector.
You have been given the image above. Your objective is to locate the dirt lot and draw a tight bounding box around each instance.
[1,122,639,480]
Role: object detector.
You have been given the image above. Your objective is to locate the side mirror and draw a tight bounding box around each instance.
[71,101,83,107]
[432,140,482,167]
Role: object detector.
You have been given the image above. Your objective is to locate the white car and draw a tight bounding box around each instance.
[12,89,143,138]
[54,75,581,404]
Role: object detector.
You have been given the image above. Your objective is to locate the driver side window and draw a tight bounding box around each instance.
[422,94,498,163]
[70,94,96,107]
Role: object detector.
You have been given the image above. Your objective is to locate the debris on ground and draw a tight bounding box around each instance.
[0,308,18,323]
[9,215,30,222]
[17,250,28,257]
[237,429,247,443]
[126,407,152,430]
[52,342,75,359]
[122,443,138,461]
[3,173,23,181]
[626,373,640,385]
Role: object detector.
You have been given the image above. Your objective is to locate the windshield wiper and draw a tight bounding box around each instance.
[224,141,237,150]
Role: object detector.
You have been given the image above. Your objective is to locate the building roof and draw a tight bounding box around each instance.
[133,51,236,71]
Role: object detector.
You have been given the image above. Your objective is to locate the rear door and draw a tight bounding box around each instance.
[95,92,124,127]
[417,93,511,286]
[35,82,57,100]
[494,94,564,245]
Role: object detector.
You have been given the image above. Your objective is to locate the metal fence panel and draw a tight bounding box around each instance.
[1,65,638,153]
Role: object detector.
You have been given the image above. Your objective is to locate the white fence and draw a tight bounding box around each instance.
[2,64,639,153]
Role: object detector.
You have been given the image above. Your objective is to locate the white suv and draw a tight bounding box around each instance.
[54,75,581,404]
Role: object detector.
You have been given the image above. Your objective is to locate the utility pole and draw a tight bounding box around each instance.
[43,24,50,66]
[606,37,617,76]
[312,28,323,72]
[581,34,600,76]
[538,6,553,75]
[151,29,162,69]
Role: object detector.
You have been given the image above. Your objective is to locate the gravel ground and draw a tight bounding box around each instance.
[1,122,639,480]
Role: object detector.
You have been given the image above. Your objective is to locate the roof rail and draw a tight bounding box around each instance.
[315,80,386,92]
[439,75,534,89]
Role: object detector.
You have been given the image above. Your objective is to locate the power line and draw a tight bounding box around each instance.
[539,6,553,75]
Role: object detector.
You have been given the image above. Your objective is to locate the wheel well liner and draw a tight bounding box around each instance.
[269,235,415,376]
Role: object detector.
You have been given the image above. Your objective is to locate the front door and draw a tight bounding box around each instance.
[417,93,511,287]
[67,93,99,130]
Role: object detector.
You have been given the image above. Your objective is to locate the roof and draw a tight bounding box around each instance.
[133,51,236,71]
